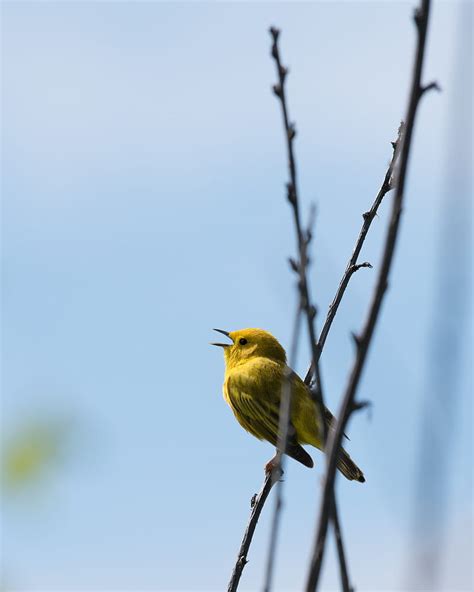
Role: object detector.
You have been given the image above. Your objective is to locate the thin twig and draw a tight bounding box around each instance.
[304,124,403,385]
[227,29,323,592]
[305,1,437,590]
[264,27,351,592]
[263,308,303,592]
[269,26,325,413]
[331,496,352,592]
[227,470,281,592]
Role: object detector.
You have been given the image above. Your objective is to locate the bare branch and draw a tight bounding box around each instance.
[227,469,282,592]
[304,124,403,385]
[264,27,352,592]
[268,26,325,414]
[263,308,303,592]
[331,496,352,592]
[227,28,328,592]
[305,1,437,589]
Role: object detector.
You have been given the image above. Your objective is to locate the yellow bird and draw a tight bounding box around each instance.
[212,327,365,482]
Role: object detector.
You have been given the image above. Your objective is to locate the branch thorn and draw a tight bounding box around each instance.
[414,7,422,28]
[351,332,361,348]
[286,183,296,204]
[272,83,282,98]
[351,399,372,413]
[351,261,373,274]
[288,257,299,273]
[269,26,280,41]
[421,80,441,95]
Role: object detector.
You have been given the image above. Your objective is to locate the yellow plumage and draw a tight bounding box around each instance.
[213,327,365,482]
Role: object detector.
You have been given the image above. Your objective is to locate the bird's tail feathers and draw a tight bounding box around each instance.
[337,447,365,482]
[286,442,314,468]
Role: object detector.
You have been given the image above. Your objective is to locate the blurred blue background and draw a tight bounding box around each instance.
[1,2,472,591]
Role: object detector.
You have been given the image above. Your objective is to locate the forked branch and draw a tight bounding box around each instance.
[227,470,280,592]
[269,26,325,411]
[264,27,351,592]
[305,1,438,589]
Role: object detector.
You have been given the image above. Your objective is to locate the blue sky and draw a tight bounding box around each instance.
[1,2,472,591]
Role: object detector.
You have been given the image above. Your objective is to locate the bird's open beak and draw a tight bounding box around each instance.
[211,328,232,347]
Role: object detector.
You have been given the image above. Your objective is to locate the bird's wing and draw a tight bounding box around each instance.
[286,370,349,442]
[226,373,314,468]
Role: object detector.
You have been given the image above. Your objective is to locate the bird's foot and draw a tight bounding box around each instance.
[264,456,277,474]
[264,454,284,480]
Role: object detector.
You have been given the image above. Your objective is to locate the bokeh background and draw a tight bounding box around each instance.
[1,1,472,591]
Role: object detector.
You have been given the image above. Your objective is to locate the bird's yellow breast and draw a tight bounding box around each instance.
[223,357,283,403]
[222,356,323,449]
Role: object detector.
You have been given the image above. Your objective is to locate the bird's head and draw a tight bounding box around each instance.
[211,328,286,368]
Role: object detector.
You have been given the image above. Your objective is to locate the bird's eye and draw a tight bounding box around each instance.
[239,338,248,345]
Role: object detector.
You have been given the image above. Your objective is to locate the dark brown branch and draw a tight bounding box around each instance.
[227,469,281,592]
[227,29,325,592]
[264,27,352,592]
[269,26,325,414]
[304,124,403,385]
[331,496,352,592]
[264,309,303,592]
[305,1,437,590]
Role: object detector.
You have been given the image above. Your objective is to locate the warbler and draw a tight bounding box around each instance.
[212,327,365,482]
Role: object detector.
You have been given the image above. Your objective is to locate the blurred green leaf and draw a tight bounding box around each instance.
[1,419,69,492]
